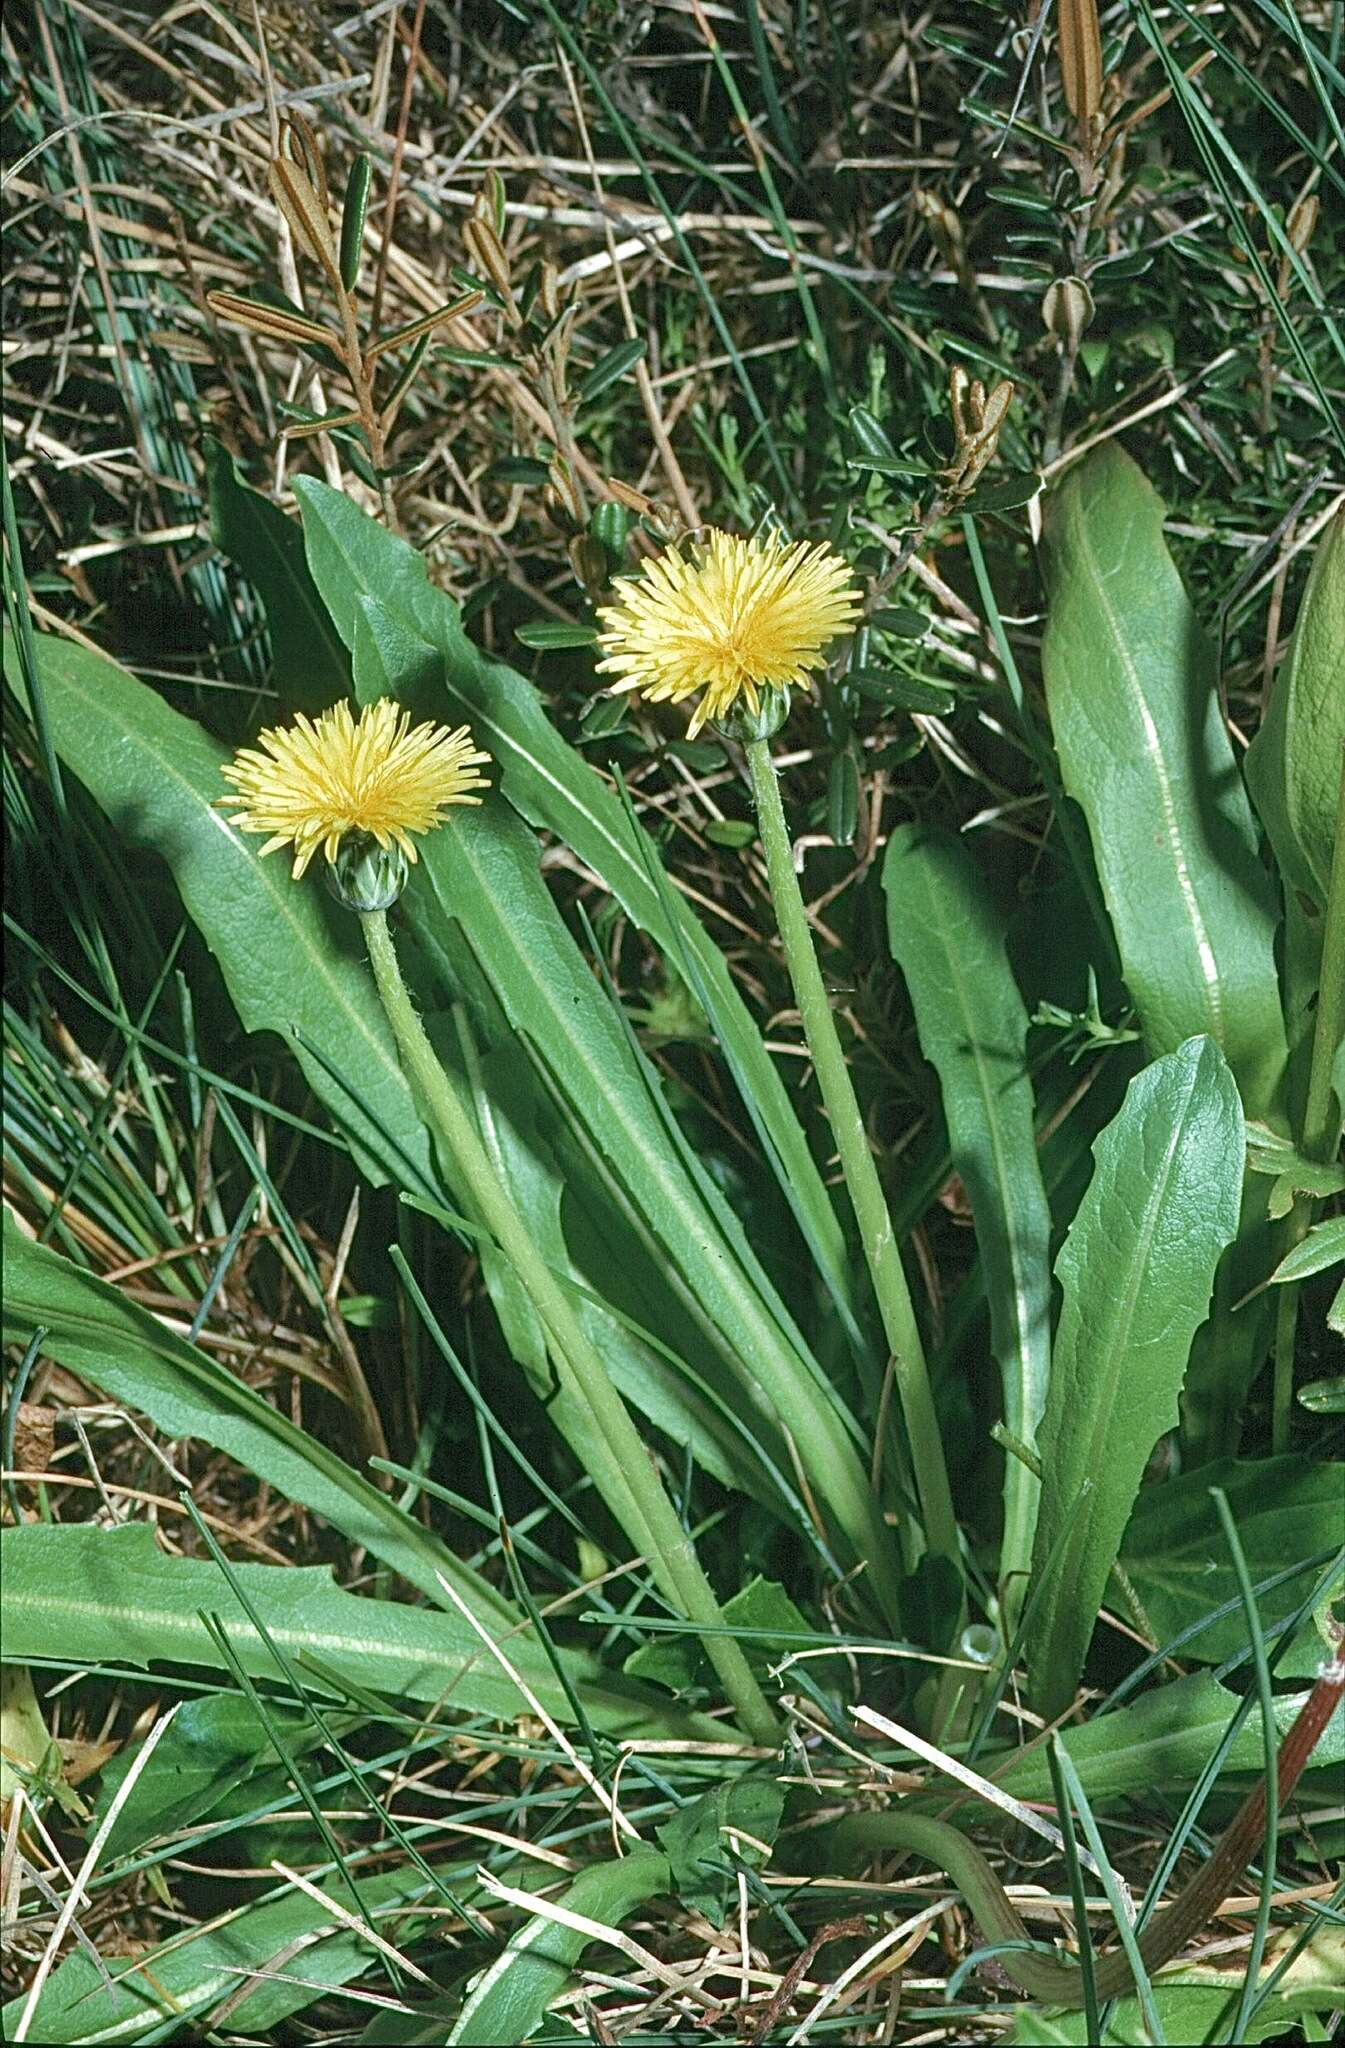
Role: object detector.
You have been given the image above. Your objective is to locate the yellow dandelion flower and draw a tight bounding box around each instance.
[219,697,490,879]
[595,528,862,737]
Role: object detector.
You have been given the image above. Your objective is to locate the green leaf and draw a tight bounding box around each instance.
[576,337,646,404]
[1299,1371,1345,1413]
[0,1521,726,1743]
[655,1777,785,1927]
[203,438,349,712]
[1008,1981,1302,2045]
[1,1219,509,1618]
[1245,1122,1345,1217]
[848,404,898,460]
[1041,445,1287,1118]
[962,472,1040,514]
[1026,1037,1244,1718]
[1246,506,1345,911]
[703,817,756,849]
[338,153,372,292]
[291,479,862,1353]
[625,1575,810,1695]
[0,1836,477,2043]
[92,1692,324,1860]
[487,455,552,485]
[883,824,1052,1603]
[1120,1457,1342,1672]
[448,1850,669,2047]
[1,628,435,1199]
[513,620,599,650]
[848,667,956,713]
[1269,1213,1345,1285]
[1000,1667,1345,1805]
[870,605,928,637]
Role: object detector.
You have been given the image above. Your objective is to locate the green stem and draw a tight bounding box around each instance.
[744,740,959,1578]
[1272,752,1345,1453]
[360,909,779,1747]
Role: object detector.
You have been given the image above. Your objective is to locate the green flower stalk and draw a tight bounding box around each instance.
[221,698,780,1746]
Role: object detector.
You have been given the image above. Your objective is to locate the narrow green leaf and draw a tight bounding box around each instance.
[1000,1667,1345,1805]
[513,620,599,650]
[486,455,551,485]
[1269,1213,1345,1285]
[1120,1457,1342,1672]
[576,337,646,404]
[884,824,1052,1604]
[848,668,956,713]
[0,1833,476,2043]
[1041,445,1287,1117]
[1007,1981,1304,2045]
[338,152,372,292]
[1026,1036,1243,1717]
[848,404,898,459]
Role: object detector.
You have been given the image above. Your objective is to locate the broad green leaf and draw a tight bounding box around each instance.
[1246,506,1345,911]
[291,479,864,1351]
[0,1521,726,1743]
[204,438,348,712]
[1041,444,1287,1117]
[1,629,438,1201]
[999,1668,1345,1804]
[883,823,1052,1606]
[449,1850,670,2047]
[1,1219,509,1619]
[1120,1457,1342,1672]
[1026,1037,1243,1718]
[0,1842,477,2044]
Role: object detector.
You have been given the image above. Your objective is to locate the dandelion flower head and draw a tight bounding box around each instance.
[220,697,490,879]
[595,528,862,736]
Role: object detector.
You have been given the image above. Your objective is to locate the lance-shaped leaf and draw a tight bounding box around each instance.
[0,1521,719,1742]
[1246,506,1345,915]
[883,823,1051,1609]
[1026,1036,1243,1718]
[1041,444,1287,1119]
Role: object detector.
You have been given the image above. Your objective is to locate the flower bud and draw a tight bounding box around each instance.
[327,832,409,913]
[714,684,791,744]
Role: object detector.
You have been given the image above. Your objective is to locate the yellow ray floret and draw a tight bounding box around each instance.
[219,697,490,879]
[595,528,862,736]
